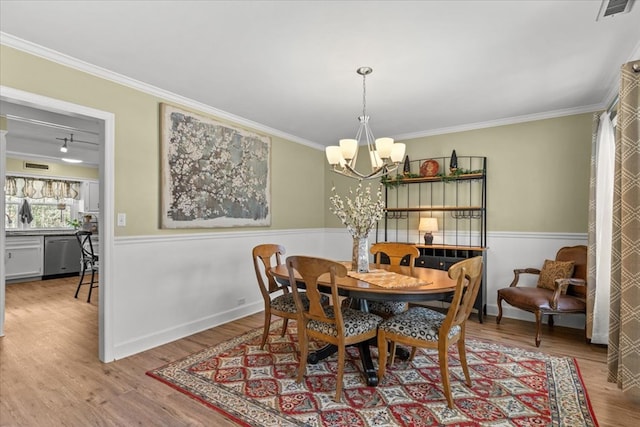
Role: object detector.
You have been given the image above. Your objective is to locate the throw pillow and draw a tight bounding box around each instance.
[537,259,575,292]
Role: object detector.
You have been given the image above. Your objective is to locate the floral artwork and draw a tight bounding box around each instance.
[160,103,271,228]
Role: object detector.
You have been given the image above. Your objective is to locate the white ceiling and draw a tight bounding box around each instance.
[1,1,640,152]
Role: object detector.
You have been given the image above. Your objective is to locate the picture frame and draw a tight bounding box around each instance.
[160,103,271,228]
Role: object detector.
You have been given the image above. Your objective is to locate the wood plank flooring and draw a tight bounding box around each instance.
[1,277,638,426]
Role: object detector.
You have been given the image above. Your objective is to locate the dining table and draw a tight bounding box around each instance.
[269,262,459,386]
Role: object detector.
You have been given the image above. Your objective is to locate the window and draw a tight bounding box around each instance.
[4,176,80,229]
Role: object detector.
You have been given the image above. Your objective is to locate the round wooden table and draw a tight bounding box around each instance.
[270,262,457,301]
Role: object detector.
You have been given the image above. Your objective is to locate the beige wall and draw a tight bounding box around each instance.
[5,157,99,180]
[1,45,325,235]
[325,113,593,233]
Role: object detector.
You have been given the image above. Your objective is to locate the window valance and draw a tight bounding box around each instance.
[5,176,81,200]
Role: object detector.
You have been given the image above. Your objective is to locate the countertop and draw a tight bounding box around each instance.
[6,228,80,237]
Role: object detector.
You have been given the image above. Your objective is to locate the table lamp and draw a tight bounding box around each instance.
[419,217,438,245]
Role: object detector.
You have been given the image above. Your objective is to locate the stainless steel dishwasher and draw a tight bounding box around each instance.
[43,235,82,278]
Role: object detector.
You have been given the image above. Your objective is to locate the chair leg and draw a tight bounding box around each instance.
[87,268,96,303]
[75,263,86,299]
[334,345,345,402]
[260,309,271,349]
[439,341,454,409]
[389,341,397,366]
[280,318,289,337]
[457,337,472,387]
[496,294,503,324]
[296,328,308,383]
[534,311,543,347]
[408,347,417,361]
[377,332,388,380]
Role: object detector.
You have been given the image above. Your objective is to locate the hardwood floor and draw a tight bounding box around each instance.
[1,277,638,426]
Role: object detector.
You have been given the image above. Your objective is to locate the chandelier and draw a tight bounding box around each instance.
[325,67,405,180]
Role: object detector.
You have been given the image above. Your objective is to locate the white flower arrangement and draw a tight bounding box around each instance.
[329,182,385,238]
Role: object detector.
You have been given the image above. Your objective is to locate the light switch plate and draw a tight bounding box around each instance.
[117,213,126,226]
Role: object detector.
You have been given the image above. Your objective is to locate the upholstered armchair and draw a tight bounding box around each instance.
[496,245,587,347]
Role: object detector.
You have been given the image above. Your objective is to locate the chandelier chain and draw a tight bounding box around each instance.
[362,72,367,118]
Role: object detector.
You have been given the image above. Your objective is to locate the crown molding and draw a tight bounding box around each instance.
[0,32,325,151]
[392,103,604,141]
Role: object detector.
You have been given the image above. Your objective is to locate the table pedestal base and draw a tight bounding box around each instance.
[307,341,410,387]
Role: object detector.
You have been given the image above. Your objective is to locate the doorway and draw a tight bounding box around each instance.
[0,86,115,362]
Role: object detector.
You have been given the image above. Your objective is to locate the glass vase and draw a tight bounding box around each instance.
[352,236,370,273]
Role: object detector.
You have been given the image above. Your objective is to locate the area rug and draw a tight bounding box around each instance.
[147,321,598,426]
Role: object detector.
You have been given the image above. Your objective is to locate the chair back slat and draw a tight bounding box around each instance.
[370,242,420,271]
[252,244,287,300]
[286,256,347,326]
[444,256,483,329]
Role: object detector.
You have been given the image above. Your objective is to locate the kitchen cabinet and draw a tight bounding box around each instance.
[379,155,487,321]
[85,181,99,212]
[5,236,44,281]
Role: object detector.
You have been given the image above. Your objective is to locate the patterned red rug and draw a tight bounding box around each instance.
[147,321,598,426]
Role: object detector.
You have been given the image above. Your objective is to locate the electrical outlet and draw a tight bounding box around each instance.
[237,298,246,306]
[117,213,126,226]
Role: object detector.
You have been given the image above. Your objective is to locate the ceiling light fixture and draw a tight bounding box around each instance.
[325,67,405,180]
[61,158,83,164]
[60,138,68,153]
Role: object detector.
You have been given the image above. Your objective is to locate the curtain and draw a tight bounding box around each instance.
[608,60,640,398]
[586,114,598,341]
[4,176,81,200]
[592,113,615,344]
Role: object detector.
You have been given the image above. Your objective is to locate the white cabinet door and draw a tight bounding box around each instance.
[86,181,99,212]
[5,236,44,280]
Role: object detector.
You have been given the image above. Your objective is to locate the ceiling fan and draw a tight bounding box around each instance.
[55,133,96,153]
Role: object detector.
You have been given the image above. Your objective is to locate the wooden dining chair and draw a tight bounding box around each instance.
[377,256,483,408]
[366,242,420,317]
[252,244,328,349]
[286,255,383,402]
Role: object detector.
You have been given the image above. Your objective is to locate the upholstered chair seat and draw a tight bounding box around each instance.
[497,287,586,313]
[307,306,382,337]
[271,292,328,313]
[366,300,408,317]
[378,307,461,342]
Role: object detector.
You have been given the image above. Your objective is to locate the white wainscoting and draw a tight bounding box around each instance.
[110,228,586,360]
[111,228,335,360]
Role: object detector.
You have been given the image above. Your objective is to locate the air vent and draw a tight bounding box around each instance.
[597,0,635,20]
[24,162,49,170]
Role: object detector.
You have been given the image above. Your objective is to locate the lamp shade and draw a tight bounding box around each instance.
[419,217,438,232]
[390,143,406,162]
[375,137,394,158]
[339,139,358,160]
[326,146,344,165]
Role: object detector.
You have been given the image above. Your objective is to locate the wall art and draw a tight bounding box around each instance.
[160,103,271,228]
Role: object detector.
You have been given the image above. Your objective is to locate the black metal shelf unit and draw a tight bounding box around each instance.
[379,155,487,321]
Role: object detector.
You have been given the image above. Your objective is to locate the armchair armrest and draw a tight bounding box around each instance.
[550,278,586,309]
[509,268,541,287]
